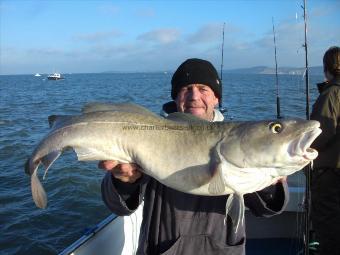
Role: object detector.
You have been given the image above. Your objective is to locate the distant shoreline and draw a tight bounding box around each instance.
[102,65,323,76]
[0,66,323,76]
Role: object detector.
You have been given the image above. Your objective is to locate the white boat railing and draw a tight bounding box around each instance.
[59,203,144,255]
[59,214,119,255]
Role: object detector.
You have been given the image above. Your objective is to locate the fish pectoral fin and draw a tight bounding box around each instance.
[208,163,226,194]
[208,138,227,195]
[225,193,245,237]
[73,147,102,161]
[41,150,62,180]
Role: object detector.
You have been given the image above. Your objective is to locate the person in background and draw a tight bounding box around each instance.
[100,58,288,255]
[311,46,340,255]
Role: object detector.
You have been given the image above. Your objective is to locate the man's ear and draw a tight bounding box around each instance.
[214,97,219,108]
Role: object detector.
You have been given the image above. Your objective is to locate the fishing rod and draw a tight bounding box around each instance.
[272,17,282,119]
[303,0,310,121]
[220,22,225,84]
[302,0,311,254]
[219,22,227,113]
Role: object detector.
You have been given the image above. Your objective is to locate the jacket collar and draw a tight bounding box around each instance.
[213,109,225,121]
[317,75,340,93]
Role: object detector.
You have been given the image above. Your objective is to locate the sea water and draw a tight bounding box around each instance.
[0,72,322,254]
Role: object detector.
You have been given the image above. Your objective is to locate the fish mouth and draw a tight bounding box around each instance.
[289,123,322,161]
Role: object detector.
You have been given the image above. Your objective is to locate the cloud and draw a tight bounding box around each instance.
[26,48,65,56]
[1,1,49,20]
[309,3,339,18]
[187,23,224,44]
[223,11,339,69]
[190,19,307,69]
[257,21,304,48]
[3,3,338,75]
[72,30,123,43]
[137,28,181,44]
[87,43,142,59]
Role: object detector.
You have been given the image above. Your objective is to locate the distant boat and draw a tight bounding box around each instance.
[47,73,64,80]
[34,73,41,77]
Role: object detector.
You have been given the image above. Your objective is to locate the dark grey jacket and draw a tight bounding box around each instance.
[310,76,340,169]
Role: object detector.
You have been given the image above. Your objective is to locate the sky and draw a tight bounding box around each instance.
[1,0,339,75]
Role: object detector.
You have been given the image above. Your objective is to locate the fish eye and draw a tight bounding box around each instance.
[269,122,283,134]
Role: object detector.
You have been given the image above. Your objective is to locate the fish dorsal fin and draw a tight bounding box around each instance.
[166,112,208,123]
[82,102,157,117]
[48,115,73,129]
[48,115,58,128]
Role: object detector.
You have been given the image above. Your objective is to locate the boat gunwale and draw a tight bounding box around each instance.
[58,214,118,255]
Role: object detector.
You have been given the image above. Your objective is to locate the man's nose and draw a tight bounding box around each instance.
[188,87,200,100]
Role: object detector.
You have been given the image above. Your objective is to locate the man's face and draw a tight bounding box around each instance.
[175,84,219,121]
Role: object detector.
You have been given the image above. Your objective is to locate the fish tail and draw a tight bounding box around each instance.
[31,170,47,209]
[28,150,61,209]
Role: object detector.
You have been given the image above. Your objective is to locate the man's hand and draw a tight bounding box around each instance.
[98,160,142,183]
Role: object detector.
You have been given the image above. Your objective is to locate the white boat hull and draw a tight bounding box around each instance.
[59,203,143,255]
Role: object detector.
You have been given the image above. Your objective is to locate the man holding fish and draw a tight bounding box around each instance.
[26,57,321,254]
[25,46,323,254]
[100,58,290,255]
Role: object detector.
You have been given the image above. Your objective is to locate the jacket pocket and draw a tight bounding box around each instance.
[160,234,244,255]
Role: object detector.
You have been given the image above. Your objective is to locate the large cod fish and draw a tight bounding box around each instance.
[25,103,321,233]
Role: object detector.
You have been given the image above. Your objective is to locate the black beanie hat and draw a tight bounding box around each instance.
[171,58,222,100]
